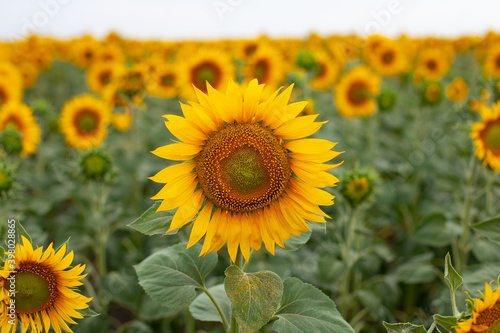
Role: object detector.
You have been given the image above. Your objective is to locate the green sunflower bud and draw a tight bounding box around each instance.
[0,128,23,156]
[378,89,396,111]
[296,51,317,71]
[80,149,112,180]
[340,169,377,208]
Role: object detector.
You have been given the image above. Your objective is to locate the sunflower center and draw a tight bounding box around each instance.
[244,44,257,57]
[197,123,291,212]
[160,74,175,87]
[14,263,58,314]
[254,59,270,83]
[476,302,500,332]
[99,71,111,85]
[426,59,437,71]
[347,81,369,105]
[484,123,500,152]
[381,50,395,64]
[192,62,221,91]
[75,109,99,135]
[316,63,326,78]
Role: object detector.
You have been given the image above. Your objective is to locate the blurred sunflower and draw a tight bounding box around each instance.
[0,102,40,155]
[72,36,99,68]
[482,44,500,78]
[111,112,132,132]
[86,61,124,95]
[369,39,408,77]
[310,50,341,90]
[59,95,112,150]
[147,64,179,98]
[334,65,381,117]
[0,236,92,333]
[0,63,23,106]
[422,82,443,106]
[415,48,453,81]
[179,49,235,100]
[471,102,500,172]
[454,283,500,333]
[150,79,342,261]
[243,45,286,93]
[446,77,469,102]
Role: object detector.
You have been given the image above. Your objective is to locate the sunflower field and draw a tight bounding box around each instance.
[1,33,500,333]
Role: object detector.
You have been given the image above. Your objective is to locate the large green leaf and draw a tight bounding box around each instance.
[383,322,427,333]
[433,314,458,332]
[273,277,354,333]
[224,265,283,333]
[472,217,500,244]
[463,263,500,297]
[189,284,231,323]
[282,230,312,251]
[134,243,217,310]
[128,201,178,236]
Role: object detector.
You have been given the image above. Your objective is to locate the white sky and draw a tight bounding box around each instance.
[0,0,498,41]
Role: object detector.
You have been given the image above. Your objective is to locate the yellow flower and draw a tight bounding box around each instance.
[482,44,500,78]
[455,283,500,333]
[242,45,286,94]
[415,48,453,82]
[368,39,408,77]
[150,79,342,261]
[147,64,179,98]
[111,112,132,132]
[310,50,341,91]
[86,61,124,95]
[0,63,23,106]
[0,102,40,156]
[471,102,500,172]
[0,236,92,333]
[334,65,381,118]
[446,77,469,103]
[59,95,112,150]
[178,48,235,101]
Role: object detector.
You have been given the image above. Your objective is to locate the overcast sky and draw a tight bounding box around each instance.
[0,0,499,41]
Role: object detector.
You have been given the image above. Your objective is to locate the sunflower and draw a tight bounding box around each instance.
[310,50,341,91]
[334,65,381,118]
[0,102,40,156]
[422,82,443,106]
[86,61,124,94]
[178,49,235,100]
[415,48,453,81]
[368,39,408,77]
[147,64,179,98]
[111,112,132,132]
[446,77,469,103]
[0,63,23,106]
[482,44,500,78]
[242,45,287,94]
[471,102,500,173]
[59,95,112,150]
[150,79,342,261]
[71,36,99,69]
[0,236,92,333]
[455,283,500,333]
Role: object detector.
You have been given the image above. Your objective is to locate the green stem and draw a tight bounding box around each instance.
[186,309,195,333]
[230,250,243,333]
[427,321,436,333]
[201,286,230,332]
[451,287,460,317]
[341,206,356,318]
[458,157,478,273]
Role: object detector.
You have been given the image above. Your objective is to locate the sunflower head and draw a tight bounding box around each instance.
[455,282,500,333]
[447,77,469,103]
[0,236,92,333]
[150,79,342,261]
[80,148,113,180]
[471,102,500,173]
[340,169,377,207]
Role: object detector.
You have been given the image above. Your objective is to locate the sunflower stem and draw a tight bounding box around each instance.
[341,205,356,318]
[427,321,436,333]
[186,309,195,333]
[458,156,478,273]
[201,286,230,332]
[230,250,243,333]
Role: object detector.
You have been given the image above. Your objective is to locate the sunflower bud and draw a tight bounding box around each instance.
[377,89,396,111]
[0,128,23,156]
[80,149,112,180]
[296,51,317,71]
[340,170,377,208]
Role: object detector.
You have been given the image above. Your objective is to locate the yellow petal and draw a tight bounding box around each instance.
[151,143,202,161]
[149,163,196,184]
[168,189,204,232]
[187,203,213,248]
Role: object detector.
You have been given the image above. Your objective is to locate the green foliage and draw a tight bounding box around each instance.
[134,243,217,310]
[190,284,231,323]
[382,322,427,333]
[273,278,355,333]
[128,201,178,236]
[472,216,500,244]
[444,253,463,296]
[224,265,283,333]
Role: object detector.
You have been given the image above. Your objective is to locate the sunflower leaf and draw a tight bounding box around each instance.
[282,229,312,251]
[77,308,100,317]
[15,219,31,246]
[224,266,283,333]
[190,284,231,324]
[134,243,217,310]
[433,314,458,332]
[444,252,462,294]
[273,277,354,333]
[471,217,500,244]
[128,201,178,236]
[382,322,427,333]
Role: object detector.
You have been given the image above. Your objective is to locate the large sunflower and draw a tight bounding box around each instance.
[0,102,40,155]
[455,283,500,333]
[471,102,500,173]
[59,95,112,150]
[0,236,92,333]
[178,49,235,101]
[334,65,381,118]
[150,79,342,261]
